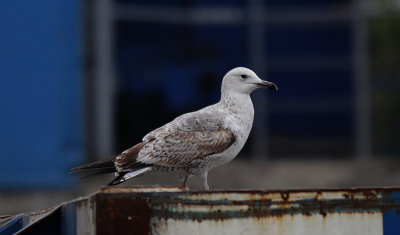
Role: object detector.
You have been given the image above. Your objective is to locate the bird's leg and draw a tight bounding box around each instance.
[201,172,209,191]
[181,175,193,189]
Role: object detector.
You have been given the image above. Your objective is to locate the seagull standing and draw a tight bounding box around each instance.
[70,67,278,190]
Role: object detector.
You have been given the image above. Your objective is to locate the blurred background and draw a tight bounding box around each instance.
[1,0,400,215]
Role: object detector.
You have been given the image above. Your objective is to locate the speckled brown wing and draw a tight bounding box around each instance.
[114,108,234,172]
[137,128,235,168]
[114,142,147,172]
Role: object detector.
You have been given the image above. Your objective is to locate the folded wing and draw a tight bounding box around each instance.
[116,128,235,170]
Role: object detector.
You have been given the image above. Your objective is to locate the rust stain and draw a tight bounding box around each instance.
[303,211,312,216]
[85,187,400,229]
[362,190,378,199]
[313,191,322,200]
[280,191,290,201]
[96,193,152,235]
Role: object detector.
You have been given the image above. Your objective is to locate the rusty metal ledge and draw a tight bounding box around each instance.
[3,186,400,235]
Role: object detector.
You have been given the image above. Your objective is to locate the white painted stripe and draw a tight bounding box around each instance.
[153,212,383,235]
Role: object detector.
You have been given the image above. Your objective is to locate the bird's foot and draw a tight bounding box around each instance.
[201,172,209,191]
[180,175,193,190]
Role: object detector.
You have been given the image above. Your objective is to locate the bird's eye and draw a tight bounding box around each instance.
[241,74,247,79]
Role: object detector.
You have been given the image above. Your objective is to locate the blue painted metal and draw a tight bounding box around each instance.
[0,0,83,187]
[383,192,400,235]
[0,216,23,235]
[61,203,77,235]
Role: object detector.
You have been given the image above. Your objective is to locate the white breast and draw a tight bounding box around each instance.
[200,92,255,171]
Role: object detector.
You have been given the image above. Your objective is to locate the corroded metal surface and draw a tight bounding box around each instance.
[153,213,383,235]
[3,187,400,234]
[143,188,400,219]
[96,194,151,235]
[93,187,400,235]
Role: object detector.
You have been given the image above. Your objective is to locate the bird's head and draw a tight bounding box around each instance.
[221,67,278,95]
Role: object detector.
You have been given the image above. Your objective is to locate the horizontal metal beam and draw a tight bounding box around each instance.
[114,5,244,24]
[8,187,400,234]
[114,4,353,24]
[266,55,352,71]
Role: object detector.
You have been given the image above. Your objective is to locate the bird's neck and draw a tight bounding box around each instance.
[220,90,254,114]
[220,90,255,144]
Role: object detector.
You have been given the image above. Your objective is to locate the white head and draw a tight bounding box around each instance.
[221,67,278,95]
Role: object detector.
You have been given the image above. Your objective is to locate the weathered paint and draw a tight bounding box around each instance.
[152,213,382,235]
[2,187,400,234]
[75,196,96,235]
[0,216,23,235]
[61,203,77,235]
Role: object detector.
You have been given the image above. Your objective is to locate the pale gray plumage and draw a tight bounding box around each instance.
[70,67,278,190]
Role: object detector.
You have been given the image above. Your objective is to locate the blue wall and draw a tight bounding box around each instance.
[0,1,83,188]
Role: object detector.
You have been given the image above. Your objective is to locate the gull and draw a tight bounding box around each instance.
[70,67,278,190]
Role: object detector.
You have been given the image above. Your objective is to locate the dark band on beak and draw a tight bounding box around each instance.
[254,80,278,91]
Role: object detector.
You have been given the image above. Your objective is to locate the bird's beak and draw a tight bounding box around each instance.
[254,80,278,91]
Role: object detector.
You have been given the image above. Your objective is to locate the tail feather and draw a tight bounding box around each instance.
[70,141,151,185]
[70,157,153,186]
[108,166,153,186]
[69,157,116,175]
[78,169,117,179]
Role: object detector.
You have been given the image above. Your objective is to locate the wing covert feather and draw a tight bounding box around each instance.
[138,128,235,167]
[142,109,224,142]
